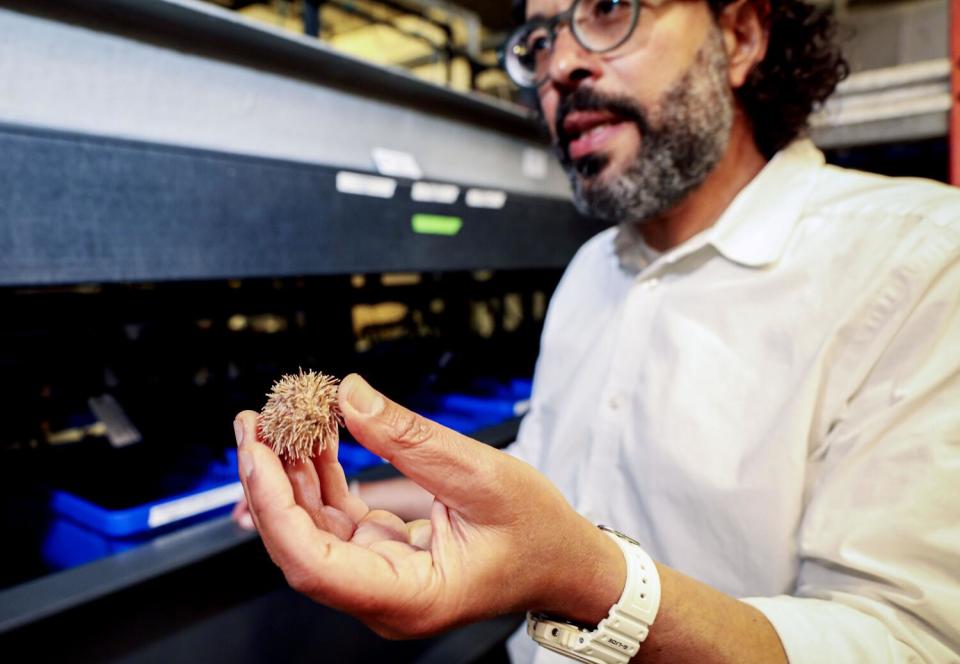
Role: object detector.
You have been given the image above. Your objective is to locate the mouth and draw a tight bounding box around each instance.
[562,111,629,163]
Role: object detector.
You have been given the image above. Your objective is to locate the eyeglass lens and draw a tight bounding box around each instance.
[509,0,639,86]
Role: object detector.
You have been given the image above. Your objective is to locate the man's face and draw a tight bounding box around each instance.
[529,0,735,224]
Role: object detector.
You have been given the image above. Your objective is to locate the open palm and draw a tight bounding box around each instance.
[234,374,598,638]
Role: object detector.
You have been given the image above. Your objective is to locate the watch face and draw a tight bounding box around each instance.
[598,525,642,548]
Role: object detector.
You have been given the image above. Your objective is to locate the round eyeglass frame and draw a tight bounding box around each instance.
[501,0,643,88]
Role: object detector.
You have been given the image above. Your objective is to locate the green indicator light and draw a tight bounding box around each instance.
[411,214,463,236]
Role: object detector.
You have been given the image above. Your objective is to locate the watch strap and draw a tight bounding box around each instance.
[527,526,661,664]
[586,527,660,658]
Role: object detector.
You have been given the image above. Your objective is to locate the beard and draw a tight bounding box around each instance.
[554,28,735,225]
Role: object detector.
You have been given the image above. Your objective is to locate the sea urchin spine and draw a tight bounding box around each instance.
[258,369,343,462]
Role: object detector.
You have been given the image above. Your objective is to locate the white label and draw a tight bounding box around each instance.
[148,482,245,528]
[521,148,549,180]
[372,148,423,180]
[465,188,508,210]
[411,182,460,204]
[336,171,397,199]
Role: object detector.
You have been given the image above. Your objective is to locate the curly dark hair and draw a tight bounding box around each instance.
[708,0,848,156]
[511,0,849,158]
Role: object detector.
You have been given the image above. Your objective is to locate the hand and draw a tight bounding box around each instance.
[234,373,625,638]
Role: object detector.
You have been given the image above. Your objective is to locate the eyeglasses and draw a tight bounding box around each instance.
[502,0,659,89]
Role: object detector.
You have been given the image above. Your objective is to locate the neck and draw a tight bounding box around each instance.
[637,115,767,252]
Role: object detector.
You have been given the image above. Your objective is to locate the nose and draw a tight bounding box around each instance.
[545,25,601,93]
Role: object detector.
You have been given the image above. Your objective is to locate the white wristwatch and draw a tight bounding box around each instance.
[527,526,661,664]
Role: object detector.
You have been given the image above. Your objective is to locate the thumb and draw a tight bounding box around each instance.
[338,373,503,512]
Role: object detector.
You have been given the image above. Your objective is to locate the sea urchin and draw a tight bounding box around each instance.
[259,369,343,462]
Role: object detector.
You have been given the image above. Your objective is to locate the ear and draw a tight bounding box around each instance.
[718,0,770,89]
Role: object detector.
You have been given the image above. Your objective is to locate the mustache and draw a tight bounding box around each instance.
[554,88,652,157]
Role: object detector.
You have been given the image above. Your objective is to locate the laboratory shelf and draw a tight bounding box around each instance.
[0,123,603,288]
[811,59,951,148]
[0,417,521,635]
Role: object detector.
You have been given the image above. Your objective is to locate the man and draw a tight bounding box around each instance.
[234,0,960,661]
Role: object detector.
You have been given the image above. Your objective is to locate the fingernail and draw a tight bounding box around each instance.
[239,513,255,530]
[234,420,244,446]
[238,448,254,479]
[343,375,384,416]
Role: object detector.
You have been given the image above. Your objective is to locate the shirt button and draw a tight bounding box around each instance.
[644,278,660,290]
[608,396,622,411]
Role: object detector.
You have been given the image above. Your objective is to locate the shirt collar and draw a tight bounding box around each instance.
[705,139,825,268]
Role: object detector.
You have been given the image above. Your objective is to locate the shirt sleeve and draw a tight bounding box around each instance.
[745,221,960,663]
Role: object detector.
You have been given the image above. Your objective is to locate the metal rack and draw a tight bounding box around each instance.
[0,418,521,635]
[0,0,607,289]
[806,0,958,182]
[0,0,567,196]
[810,58,952,148]
[0,1,589,659]
[5,0,953,657]
[807,0,957,183]
[0,122,598,287]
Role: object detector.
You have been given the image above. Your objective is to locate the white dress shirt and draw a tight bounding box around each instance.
[506,140,960,663]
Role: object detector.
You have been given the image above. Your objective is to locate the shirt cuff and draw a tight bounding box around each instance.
[741,595,920,664]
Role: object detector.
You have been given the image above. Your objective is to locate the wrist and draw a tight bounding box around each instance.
[539,516,627,625]
[528,526,662,664]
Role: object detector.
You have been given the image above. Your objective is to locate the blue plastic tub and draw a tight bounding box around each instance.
[42,376,532,570]
[47,449,244,539]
